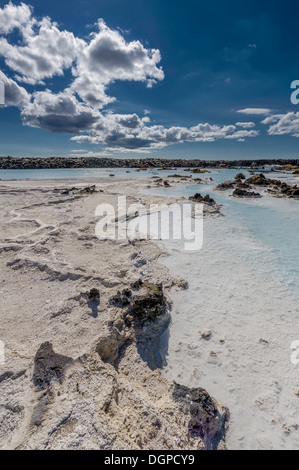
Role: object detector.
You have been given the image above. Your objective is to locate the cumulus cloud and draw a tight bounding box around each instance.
[235,122,255,128]
[0,2,261,151]
[0,4,162,94]
[224,129,259,141]
[21,89,101,134]
[0,1,32,35]
[70,19,164,107]
[0,16,83,84]
[70,117,259,150]
[0,70,30,106]
[261,112,299,137]
[76,19,164,84]
[237,108,272,115]
[69,150,113,157]
[19,87,261,150]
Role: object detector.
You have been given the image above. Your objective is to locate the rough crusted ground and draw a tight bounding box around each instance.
[0,176,228,450]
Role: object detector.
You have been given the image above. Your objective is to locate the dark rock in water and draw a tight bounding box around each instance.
[278,184,299,198]
[172,382,229,450]
[214,180,235,191]
[184,168,210,174]
[167,174,188,178]
[246,173,271,186]
[216,172,299,199]
[215,172,298,200]
[232,188,262,198]
[235,173,246,180]
[202,194,216,204]
[33,342,73,390]
[163,180,170,187]
[235,181,250,189]
[189,193,216,205]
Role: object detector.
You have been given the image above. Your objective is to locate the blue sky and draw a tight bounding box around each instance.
[0,0,299,159]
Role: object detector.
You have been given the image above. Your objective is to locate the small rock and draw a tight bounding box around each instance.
[33,342,73,390]
[88,288,100,301]
[200,330,212,340]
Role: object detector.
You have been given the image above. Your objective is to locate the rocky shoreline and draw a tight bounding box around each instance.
[1,156,299,170]
[0,176,228,450]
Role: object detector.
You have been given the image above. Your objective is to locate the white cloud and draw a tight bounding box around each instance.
[70,117,259,150]
[237,108,272,115]
[0,70,30,106]
[69,149,89,153]
[0,2,261,151]
[21,89,102,134]
[262,112,299,137]
[0,4,164,108]
[235,122,255,128]
[224,129,259,141]
[0,2,32,35]
[69,150,113,157]
[78,19,164,84]
[71,19,164,107]
[0,17,84,84]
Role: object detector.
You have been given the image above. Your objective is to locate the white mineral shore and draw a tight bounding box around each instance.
[0,176,227,450]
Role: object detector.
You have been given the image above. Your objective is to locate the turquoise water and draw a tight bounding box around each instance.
[0,166,286,181]
[0,167,187,180]
[143,168,299,299]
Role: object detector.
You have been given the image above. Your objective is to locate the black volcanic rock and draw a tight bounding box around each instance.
[235,173,246,180]
[232,188,262,198]
[246,173,271,186]
[33,342,73,390]
[214,181,235,190]
[1,156,298,170]
[215,173,298,200]
[189,193,216,205]
[172,382,228,450]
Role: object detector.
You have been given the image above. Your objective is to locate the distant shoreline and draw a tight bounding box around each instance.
[0,156,298,170]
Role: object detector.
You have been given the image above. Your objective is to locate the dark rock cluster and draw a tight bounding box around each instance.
[189,193,216,205]
[232,188,262,198]
[172,382,229,450]
[58,185,97,196]
[108,280,171,370]
[110,280,169,326]
[32,342,73,390]
[1,156,298,170]
[215,173,299,199]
